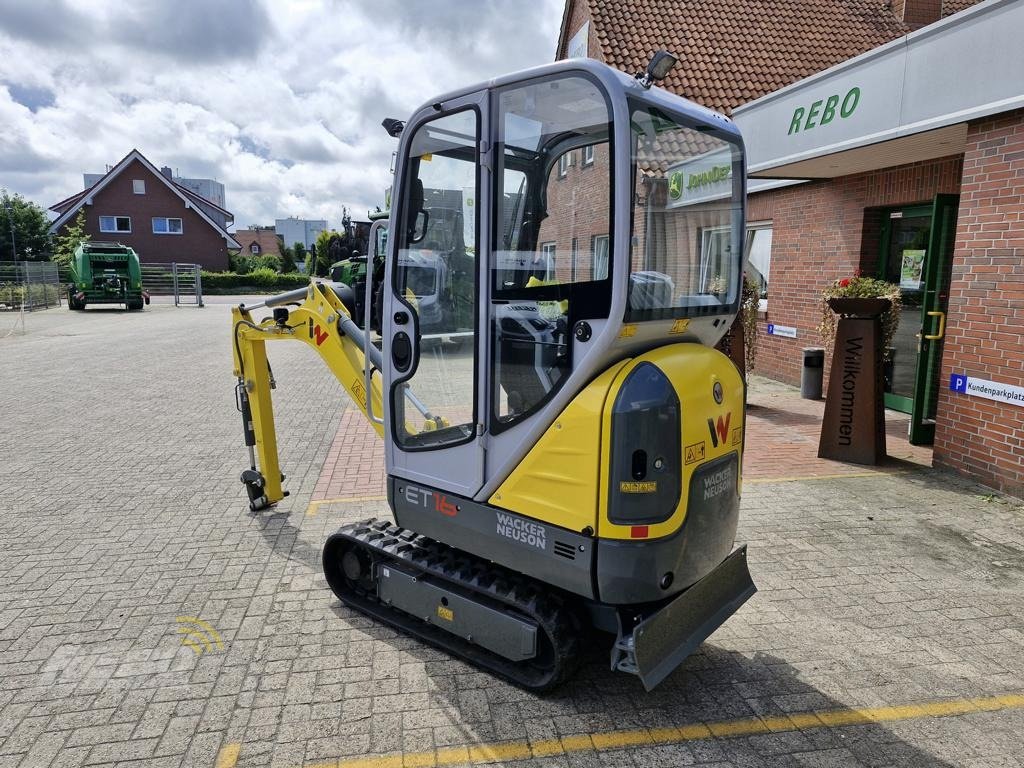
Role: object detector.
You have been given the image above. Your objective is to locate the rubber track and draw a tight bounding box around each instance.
[323,518,581,692]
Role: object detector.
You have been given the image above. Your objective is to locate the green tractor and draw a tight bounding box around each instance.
[67,242,149,311]
[330,210,389,331]
[329,204,475,337]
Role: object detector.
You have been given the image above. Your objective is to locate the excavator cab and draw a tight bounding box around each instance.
[232,56,755,691]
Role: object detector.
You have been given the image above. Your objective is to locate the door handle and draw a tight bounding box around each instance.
[392,331,413,372]
[924,310,946,340]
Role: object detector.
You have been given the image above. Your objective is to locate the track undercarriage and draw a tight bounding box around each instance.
[323,519,583,692]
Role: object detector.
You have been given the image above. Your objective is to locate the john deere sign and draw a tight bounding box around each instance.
[667,149,734,207]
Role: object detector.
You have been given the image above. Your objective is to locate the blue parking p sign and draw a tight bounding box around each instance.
[950,373,968,393]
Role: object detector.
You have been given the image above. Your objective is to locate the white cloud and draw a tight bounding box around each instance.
[0,0,564,229]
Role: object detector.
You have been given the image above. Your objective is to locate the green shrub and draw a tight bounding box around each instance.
[200,270,310,295]
[0,282,61,309]
[250,254,282,273]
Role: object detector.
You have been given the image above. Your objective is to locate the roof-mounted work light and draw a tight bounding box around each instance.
[382,118,405,137]
[636,50,678,89]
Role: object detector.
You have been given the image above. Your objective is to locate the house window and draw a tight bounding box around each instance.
[591,234,609,279]
[99,216,131,233]
[744,223,772,309]
[535,241,557,282]
[250,244,261,255]
[558,152,571,178]
[132,179,146,195]
[152,217,183,235]
[570,237,579,281]
[583,144,595,166]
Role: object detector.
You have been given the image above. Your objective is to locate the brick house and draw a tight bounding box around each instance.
[233,229,282,259]
[558,0,1024,496]
[48,149,240,271]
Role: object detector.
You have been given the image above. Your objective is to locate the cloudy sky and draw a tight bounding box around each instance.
[0,0,564,229]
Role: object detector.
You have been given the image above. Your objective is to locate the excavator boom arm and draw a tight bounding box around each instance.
[231,281,385,510]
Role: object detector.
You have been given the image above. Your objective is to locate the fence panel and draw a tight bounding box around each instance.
[140,263,204,307]
[0,261,62,311]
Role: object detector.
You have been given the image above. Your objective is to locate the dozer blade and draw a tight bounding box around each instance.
[613,546,756,691]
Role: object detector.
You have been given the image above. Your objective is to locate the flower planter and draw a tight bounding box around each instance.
[818,298,890,465]
[826,297,891,317]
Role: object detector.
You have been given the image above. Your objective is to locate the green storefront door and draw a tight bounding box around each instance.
[878,194,959,445]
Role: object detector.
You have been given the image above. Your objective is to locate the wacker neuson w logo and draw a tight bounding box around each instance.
[707,412,731,448]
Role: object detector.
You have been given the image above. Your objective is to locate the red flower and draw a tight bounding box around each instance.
[838,278,851,288]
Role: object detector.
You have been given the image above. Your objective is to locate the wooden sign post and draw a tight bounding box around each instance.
[818,298,890,465]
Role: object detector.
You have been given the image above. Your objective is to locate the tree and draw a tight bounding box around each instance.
[289,242,306,274]
[313,229,343,277]
[275,237,295,273]
[0,190,52,261]
[52,209,90,267]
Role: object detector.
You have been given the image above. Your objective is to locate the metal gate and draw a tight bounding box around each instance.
[0,261,62,311]
[140,263,204,307]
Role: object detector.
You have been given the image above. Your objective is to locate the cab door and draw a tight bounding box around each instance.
[382,93,488,497]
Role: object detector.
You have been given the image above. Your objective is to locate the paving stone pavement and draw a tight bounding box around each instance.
[1,304,1024,768]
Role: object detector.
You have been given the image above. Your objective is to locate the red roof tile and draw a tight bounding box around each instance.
[573,0,916,114]
[233,229,281,256]
[941,0,984,17]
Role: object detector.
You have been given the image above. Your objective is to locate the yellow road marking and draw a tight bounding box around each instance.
[215,743,240,768]
[744,469,911,485]
[282,692,1024,768]
[306,495,388,516]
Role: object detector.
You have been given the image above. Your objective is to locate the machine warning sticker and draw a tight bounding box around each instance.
[495,513,546,550]
[669,318,690,334]
[351,379,366,409]
[436,605,454,622]
[731,427,743,446]
[619,324,637,338]
[619,481,657,494]
[684,441,706,465]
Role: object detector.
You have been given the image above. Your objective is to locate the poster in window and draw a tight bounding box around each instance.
[900,249,926,290]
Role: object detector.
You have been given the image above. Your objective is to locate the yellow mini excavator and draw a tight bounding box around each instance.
[231,53,756,691]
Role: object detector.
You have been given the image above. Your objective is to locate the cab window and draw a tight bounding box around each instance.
[490,74,612,431]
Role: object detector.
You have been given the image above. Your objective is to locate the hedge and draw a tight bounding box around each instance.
[200,270,310,295]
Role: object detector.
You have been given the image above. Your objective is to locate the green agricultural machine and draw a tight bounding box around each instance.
[67,242,149,311]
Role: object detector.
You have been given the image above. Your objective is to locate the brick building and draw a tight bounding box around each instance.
[49,149,240,271]
[234,228,282,258]
[558,0,1024,495]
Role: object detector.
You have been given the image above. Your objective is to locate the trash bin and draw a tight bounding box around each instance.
[801,347,825,400]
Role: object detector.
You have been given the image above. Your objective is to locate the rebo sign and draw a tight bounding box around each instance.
[788,87,861,135]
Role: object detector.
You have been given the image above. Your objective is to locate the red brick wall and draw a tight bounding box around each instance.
[557,0,601,61]
[933,110,1024,496]
[57,159,230,270]
[750,155,963,385]
[537,145,611,281]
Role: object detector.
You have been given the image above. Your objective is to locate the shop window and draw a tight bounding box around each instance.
[744,224,772,310]
[99,216,131,233]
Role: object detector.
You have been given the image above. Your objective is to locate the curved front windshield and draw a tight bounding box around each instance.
[627,103,744,321]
